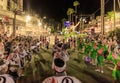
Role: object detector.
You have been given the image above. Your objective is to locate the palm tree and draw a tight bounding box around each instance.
[67,8,74,22]
[73,1,80,24]
[73,1,80,13]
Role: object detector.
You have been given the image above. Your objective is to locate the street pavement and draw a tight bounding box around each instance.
[17,47,115,83]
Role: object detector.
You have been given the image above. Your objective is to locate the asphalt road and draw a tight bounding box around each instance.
[17,48,115,83]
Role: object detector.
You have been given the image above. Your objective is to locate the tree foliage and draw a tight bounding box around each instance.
[73,1,80,7]
[67,8,74,15]
[73,0,80,13]
[67,8,75,21]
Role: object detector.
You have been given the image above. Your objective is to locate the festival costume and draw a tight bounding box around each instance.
[103,45,108,59]
[52,51,69,76]
[108,53,120,65]
[90,42,97,59]
[97,45,104,66]
[84,44,91,63]
[42,76,81,83]
[90,47,97,59]
[107,51,120,82]
[107,52,112,61]
[0,42,5,59]
[112,61,120,82]
[78,37,84,50]
[84,44,91,55]
[76,38,81,50]
[112,68,120,82]
[0,74,15,83]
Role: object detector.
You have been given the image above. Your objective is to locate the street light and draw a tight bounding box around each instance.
[113,0,116,30]
[26,15,31,22]
[13,9,21,36]
[43,16,46,19]
[13,9,17,36]
[38,22,42,26]
[44,25,47,29]
[101,0,105,35]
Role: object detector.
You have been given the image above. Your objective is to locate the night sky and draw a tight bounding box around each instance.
[23,0,114,21]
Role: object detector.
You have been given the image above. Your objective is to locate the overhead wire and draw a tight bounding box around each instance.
[92,0,110,15]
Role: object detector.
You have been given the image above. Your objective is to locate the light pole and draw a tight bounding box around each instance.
[13,9,17,36]
[113,0,116,30]
[101,0,105,35]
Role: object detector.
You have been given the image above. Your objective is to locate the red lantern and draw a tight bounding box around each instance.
[3,16,9,23]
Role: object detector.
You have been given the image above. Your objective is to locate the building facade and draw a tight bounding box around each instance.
[0,0,50,37]
[0,0,24,36]
[0,0,23,11]
[0,0,7,10]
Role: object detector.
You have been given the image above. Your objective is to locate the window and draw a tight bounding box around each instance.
[13,0,17,4]
[7,0,10,10]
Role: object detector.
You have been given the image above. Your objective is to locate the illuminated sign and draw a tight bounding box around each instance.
[64,21,71,27]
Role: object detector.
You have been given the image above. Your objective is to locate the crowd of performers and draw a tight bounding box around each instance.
[0,31,120,83]
[43,35,81,83]
[64,33,120,83]
[83,34,120,83]
[46,32,120,83]
[0,33,50,83]
[44,32,120,83]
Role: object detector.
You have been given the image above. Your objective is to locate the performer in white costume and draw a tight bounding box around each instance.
[42,76,81,83]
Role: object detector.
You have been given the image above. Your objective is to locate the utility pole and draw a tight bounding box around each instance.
[75,15,77,25]
[13,9,17,36]
[101,0,105,35]
[113,0,116,31]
